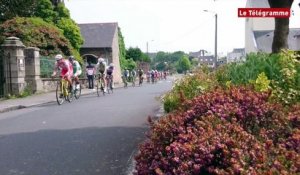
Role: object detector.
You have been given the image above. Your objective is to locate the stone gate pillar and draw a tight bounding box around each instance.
[1,37,26,96]
[25,47,43,93]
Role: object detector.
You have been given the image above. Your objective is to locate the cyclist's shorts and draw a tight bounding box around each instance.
[99,70,105,74]
[61,70,72,79]
[74,70,82,77]
[107,70,113,76]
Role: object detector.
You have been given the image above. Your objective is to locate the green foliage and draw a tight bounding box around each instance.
[126,47,143,62]
[34,0,57,23]
[153,51,187,72]
[0,0,37,23]
[249,72,271,92]
[0,17,78,57]
[141,53,151,63]
[176,55,191,73]
[0,0,83,53]
[54,2,70,18]
[118,27,127,70]
[216,50,300,105]
[163,70,217,113]
[56,18,83,50]
[271,50,300,104]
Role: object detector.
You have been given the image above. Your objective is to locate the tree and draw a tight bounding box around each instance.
[0,0,37,23]
[126,47,143,62]
[268,0,294,53]
[0,17,80,58]
[176,55,191,74]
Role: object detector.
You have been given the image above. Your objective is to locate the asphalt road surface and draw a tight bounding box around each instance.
[0,78,173,175]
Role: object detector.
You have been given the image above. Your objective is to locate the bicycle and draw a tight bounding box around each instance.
[132,76,136,87]
[138,76,144,86]
[72,79,81,99]
[122,75,128,88]
[96,73,106,97]
[55,76,73,105]
[106,75,113,94]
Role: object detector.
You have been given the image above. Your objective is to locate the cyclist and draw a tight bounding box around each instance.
[51,54,73,92]
[68,56,82,89]
[96,57,107,92]
[106,63,114,89]
[131,69,137,86]
[138,69,144,85]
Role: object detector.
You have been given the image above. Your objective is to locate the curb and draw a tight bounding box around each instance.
[0,85,125,114]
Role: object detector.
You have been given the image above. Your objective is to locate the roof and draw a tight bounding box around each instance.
[232,48,245,53]
[247,0,270,8]
[78,23,118,48]
[254,28,300,53]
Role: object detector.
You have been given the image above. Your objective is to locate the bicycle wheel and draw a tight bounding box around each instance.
[96,80,100,97]
[66,84,73,103]
[108,80,113,94]
[56,81,64,105]
[101,81,106,95]
[74,83,81,99]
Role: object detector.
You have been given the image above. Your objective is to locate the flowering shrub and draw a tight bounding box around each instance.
[135,87,300,174]
[0,17,80,58]
[163,70,217,113]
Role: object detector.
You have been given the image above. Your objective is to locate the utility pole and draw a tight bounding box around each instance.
[215,13,218,68]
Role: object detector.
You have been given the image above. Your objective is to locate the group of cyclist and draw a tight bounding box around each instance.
[51,54,82,93]
[51,54,115,94]
[51,54,168,95]
[146,70,168,83]
[122,68,144,86]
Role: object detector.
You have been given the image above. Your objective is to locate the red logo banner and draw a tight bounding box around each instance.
[238,8,290,18]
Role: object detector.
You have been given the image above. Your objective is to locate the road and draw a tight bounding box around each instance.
[0,79,173,175]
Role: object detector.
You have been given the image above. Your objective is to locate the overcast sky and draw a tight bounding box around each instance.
[65,0,300,54]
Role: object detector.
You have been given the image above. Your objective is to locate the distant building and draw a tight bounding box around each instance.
[189,50,216,68]
[78,22,122,83]
[245,0,300,53]
[227,48,246,63]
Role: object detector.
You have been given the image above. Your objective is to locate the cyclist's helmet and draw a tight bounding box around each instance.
[98,57,105,63]
[55,54,63,61]
[109,63,114,67]
[68,56,75,62]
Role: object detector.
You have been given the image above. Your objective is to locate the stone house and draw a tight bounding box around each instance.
[78,23,122,84]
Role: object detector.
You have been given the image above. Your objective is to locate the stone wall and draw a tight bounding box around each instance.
[41,78,89,92]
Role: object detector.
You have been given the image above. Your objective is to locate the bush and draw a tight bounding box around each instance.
[163,70,217,113]
[216,51,300,105]
[0,17,79,57]
[135,86,300,174]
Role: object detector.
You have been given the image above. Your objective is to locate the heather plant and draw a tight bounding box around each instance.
[135,86,300,174]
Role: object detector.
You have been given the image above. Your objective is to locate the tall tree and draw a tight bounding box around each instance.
[268,0,294,53]
[0,0,37,23]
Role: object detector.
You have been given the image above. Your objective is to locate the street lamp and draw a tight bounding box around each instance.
[203,10,218,68]
[146,40,154,55]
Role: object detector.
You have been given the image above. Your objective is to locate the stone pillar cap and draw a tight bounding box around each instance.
[1,36,25,48]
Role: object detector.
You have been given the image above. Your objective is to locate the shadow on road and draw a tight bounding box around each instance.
[0,126,147,175]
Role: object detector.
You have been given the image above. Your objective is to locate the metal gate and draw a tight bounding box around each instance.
[0,49,4,98]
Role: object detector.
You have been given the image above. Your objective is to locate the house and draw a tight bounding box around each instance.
[189,50,215,68]
[227,48,246,63]
[78,22,122,83]
[245,0,300,53]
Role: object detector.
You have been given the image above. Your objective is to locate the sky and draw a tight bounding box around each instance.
[65,0,300,55]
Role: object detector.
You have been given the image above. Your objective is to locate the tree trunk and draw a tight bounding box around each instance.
[272,18,289,53]
[268,0,294,53]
